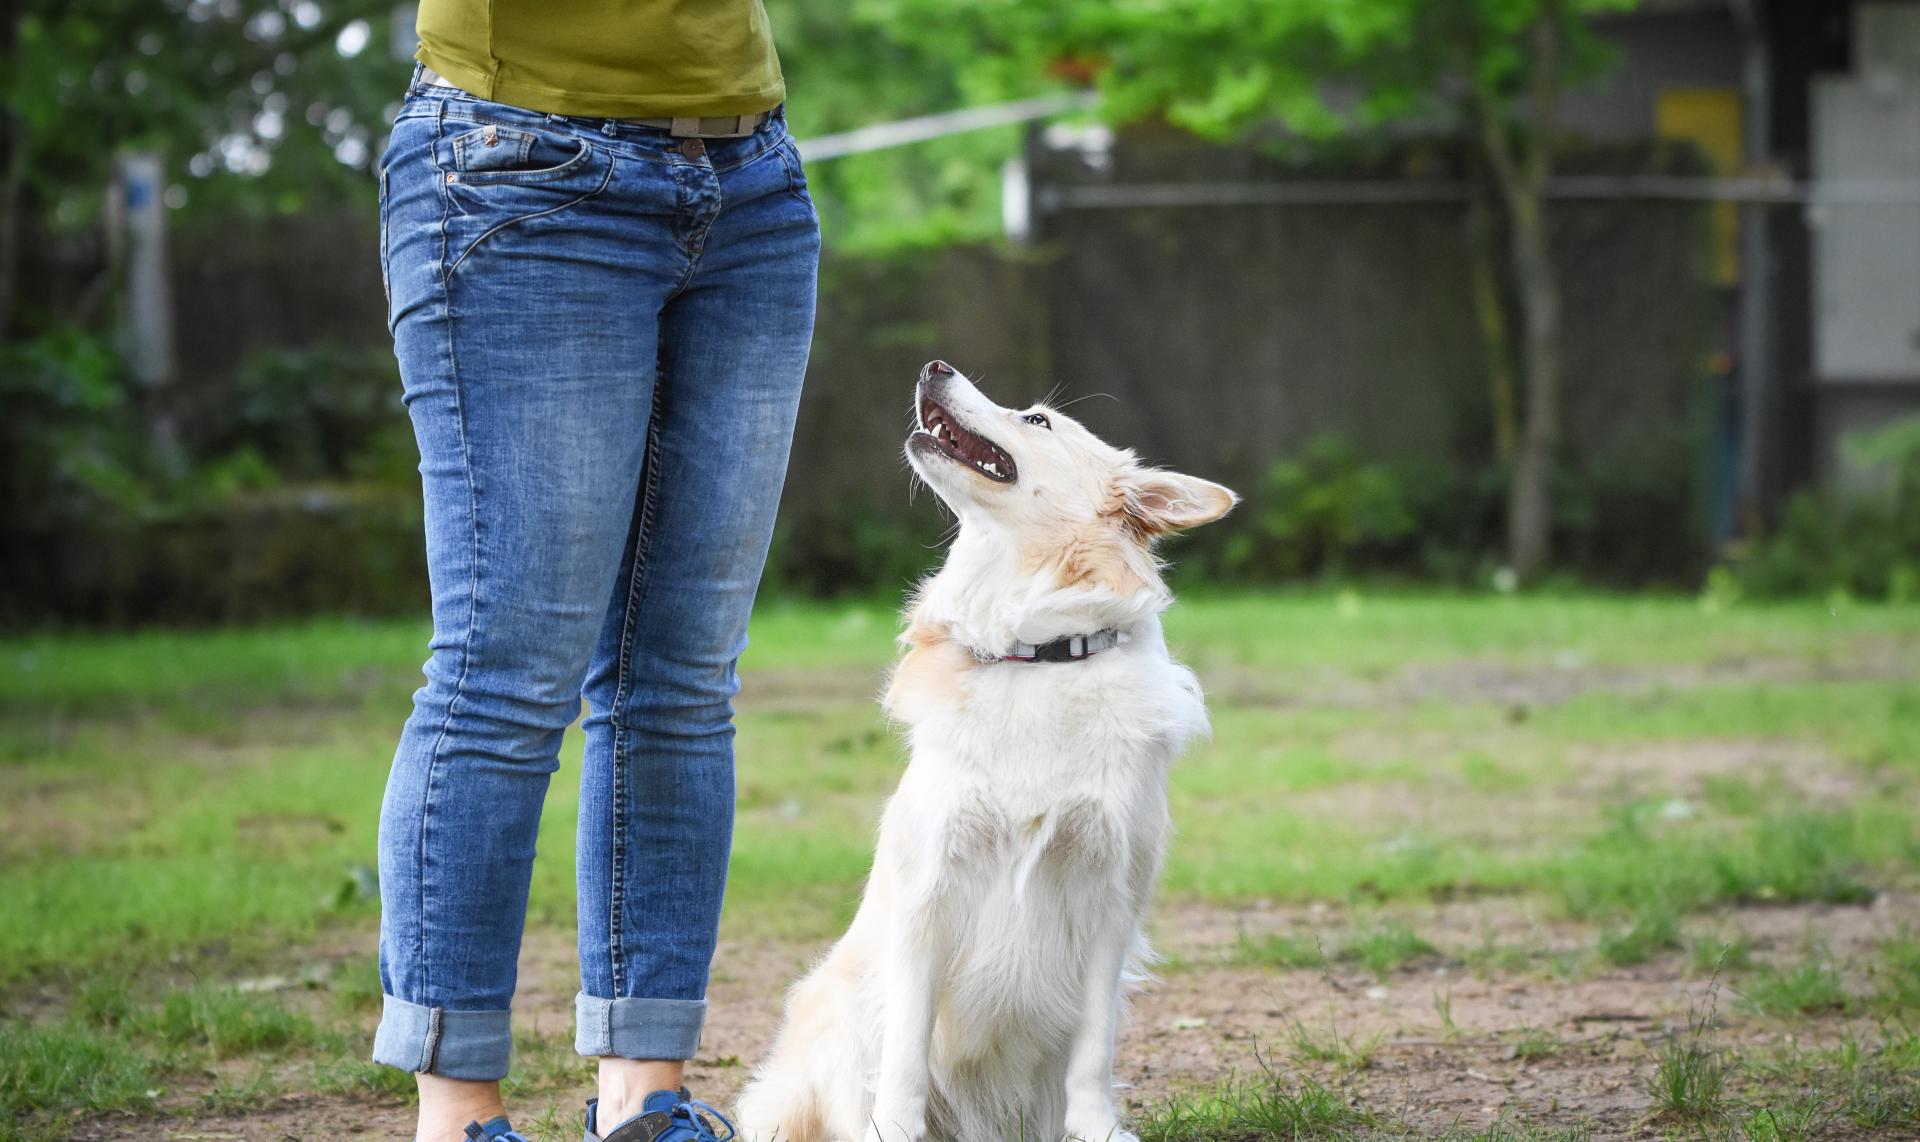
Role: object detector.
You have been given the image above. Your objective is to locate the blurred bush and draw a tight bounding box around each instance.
[767,503,947,600]
[1,333,424,626]
[1163,432,1704,589]
[218,346,418,485]
[2,323,1734,626]
[1166,437,1494,587]
[1732,417,1920,602]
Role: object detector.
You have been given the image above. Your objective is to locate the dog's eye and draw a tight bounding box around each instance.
[1022,412,1051,430]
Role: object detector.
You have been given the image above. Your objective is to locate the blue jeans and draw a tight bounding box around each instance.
[371,70,818,1081]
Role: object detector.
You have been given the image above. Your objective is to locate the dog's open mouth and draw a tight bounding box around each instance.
[913,389,1016,483]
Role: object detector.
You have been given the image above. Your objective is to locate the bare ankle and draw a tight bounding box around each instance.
[416,1074,507,1142]
[597,1057,687,1125]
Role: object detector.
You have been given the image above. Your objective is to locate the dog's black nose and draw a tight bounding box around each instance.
[923,360,954,379]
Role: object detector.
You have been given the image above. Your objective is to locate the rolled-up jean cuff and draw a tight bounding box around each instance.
[371,994,512,1080]
[574,992,706,1059]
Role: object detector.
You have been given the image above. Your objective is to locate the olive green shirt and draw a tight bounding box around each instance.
[415,0,786,118]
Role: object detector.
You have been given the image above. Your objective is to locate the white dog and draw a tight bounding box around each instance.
[736,362,1237,1142]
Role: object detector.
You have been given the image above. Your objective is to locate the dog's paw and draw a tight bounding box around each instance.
[862,1106,927,1142]
[1064,1122,1139,1142]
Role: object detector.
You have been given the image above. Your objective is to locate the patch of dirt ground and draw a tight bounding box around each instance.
[62,893,1920,1142]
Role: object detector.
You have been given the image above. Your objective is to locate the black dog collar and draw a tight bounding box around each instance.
[976,628,1122,664]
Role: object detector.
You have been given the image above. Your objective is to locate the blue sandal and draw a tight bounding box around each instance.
[462,1118,531,1142]
[583,1088,736,1142]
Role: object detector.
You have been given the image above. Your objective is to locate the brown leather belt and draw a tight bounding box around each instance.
[417,67,770,138]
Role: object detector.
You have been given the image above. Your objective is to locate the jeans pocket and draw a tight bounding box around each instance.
[438,122,597,186]
[435,124,615,274]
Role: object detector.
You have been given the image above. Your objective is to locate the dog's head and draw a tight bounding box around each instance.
[906,361,1237,594]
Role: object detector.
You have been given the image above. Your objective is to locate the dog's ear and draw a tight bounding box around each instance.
[1118,469,1239,535]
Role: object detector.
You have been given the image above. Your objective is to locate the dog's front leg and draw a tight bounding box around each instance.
[1060,925,1138,1142]
[865,917,941,1142]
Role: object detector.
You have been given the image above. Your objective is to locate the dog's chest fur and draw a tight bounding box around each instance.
[894,646,1194,852]
[872,620,1207,1033]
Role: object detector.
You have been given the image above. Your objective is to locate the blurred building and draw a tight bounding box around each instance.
[1020,0,1920,544]
[1571,0,1920,518]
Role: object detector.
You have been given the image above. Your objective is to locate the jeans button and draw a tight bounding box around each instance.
[679,137,705,159]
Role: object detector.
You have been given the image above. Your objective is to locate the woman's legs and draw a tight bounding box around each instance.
[373,77,816,1135]
[574,132,818,1124]
[372,89,687,1138]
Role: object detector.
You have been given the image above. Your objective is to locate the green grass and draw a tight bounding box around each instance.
[1742,956,1853,1018]
[1688,931,1757,976]
[5,593,1917,979]
[1505,1026,1562,1063]
[1283,1016,1382,1072]
[1130,1060,1372,1141]
[1648,1010,1732,1123]
[1737,1030,1920,1135]
[0,1020,160,1118]
[1872,928,1920,1012]
[1344,922,1438,976]
[4,592,1920,1128]
[140,985,321,1057]
[1596,905,1683,966]
[1232,920,1436,977]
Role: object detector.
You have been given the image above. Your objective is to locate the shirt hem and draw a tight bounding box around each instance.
[415,46,786,119]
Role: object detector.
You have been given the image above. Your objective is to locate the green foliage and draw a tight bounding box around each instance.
[769,0,1033,251]
[1223,436,1418,579]
[1170,436,1505,585]
[1172,431,1708,587]
[768,501,946,598]
[1734,416,1920,602]
[0,332,425,625]
[0,330,150,528]
[223,346,413,484]
[7,0,394,241]
[878,0,1636,142]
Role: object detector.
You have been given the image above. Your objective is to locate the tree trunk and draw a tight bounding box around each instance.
[1466,167,1518,464]
[1504,188,1560,578]
[1475,2,1563,580]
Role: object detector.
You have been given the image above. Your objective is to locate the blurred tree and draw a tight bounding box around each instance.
[765,0,1039,251]
[0,0,1034,327]
[1,0,396,339]
[875,0,1639,578]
